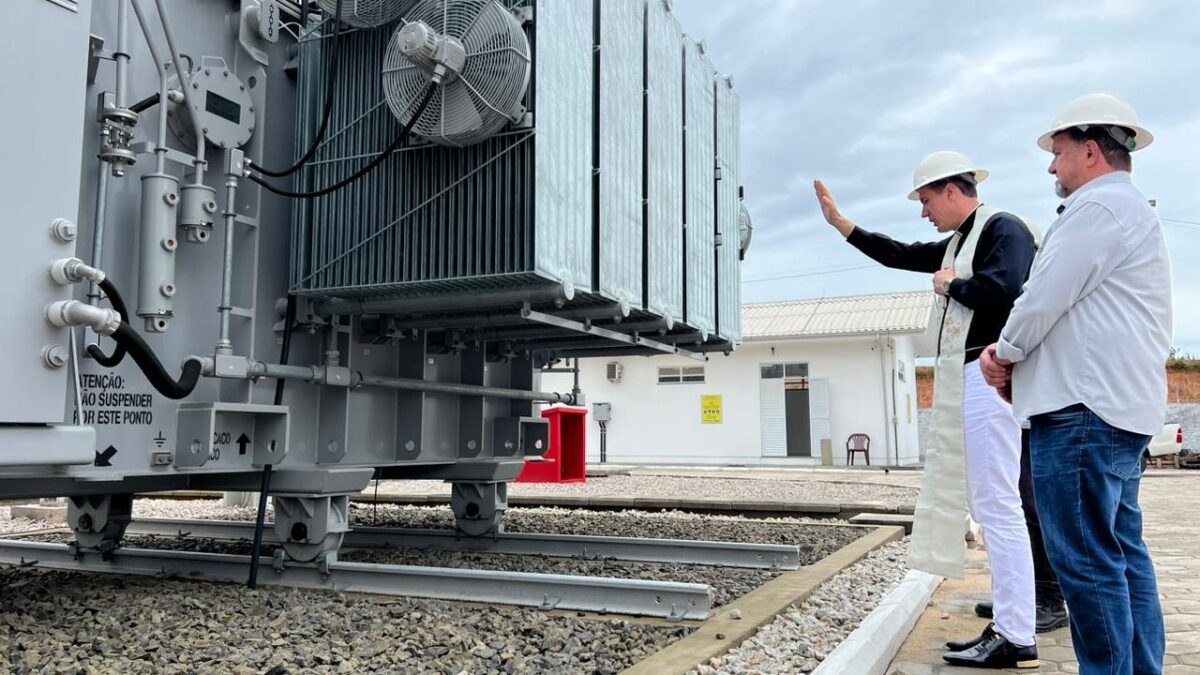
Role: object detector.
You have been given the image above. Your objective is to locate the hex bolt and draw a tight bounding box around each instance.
[50,218,77,243]
[40,344,68,369]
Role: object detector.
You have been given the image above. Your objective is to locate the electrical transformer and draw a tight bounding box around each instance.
[0,0,747,563]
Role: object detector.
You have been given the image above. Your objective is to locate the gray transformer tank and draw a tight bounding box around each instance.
[0,0,744,558]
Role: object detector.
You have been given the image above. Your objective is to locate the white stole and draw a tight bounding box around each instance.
[908,205,1041,578]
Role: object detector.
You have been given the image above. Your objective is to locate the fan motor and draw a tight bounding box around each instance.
[397,21,467,83]
[382,0,531,147]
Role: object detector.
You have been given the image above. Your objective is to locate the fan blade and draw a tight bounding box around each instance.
[440,82,484,138]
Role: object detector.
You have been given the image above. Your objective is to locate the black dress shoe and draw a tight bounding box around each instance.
[975,601,993,619]
[943,633,1039,669]
[1036,601,1068,632]
[946,622,996,651]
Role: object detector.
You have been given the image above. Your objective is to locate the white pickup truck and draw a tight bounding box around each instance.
[1141,423,1183,472]
[1148,423,1184,458]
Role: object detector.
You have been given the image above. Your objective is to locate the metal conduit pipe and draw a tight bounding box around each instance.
[355,372,577,404]
[87,160,111,307]
[114,0,130,108]
[151,0,207,184]
[236,361,578,405]
[313,286,571,318]
[128,0,170,173]
[90,0,132,307]
[215,165,238,354]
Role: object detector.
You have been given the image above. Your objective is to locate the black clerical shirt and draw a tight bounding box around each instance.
[845,209,1037,364]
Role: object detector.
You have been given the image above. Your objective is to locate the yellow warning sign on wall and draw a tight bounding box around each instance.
[701,395,723,424]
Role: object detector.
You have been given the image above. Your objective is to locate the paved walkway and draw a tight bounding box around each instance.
[616,464,926,489]
[887,472,1200,674]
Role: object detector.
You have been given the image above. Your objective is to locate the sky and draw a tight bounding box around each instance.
[671,0,1200,355]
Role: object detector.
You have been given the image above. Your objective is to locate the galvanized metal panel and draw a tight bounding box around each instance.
[741,292,935,340]
[645,0,684,326]
[715,74,741,343]
[533,0,594,297]
[683,37,715,335]
[290,6,570,300]
[597,0,644,311]
[1,0,92,423]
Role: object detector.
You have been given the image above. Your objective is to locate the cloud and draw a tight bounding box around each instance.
[670,0,1199,349]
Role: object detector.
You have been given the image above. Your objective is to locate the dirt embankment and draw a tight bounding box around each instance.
[916,366,1200,409]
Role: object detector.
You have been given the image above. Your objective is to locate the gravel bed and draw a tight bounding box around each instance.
[692,538,911,675]
[118,499,867,558]
[0,506,55,535]
[24,505,865,610]
[377,475,919,507]
[356,504,866,556]
[0,566,688,674]
[1,503,873,674]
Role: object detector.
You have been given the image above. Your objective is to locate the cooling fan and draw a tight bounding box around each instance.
[315,0,419,28]
[739,203,753,260]
[381,0,531,147]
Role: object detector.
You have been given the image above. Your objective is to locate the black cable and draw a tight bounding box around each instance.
[247,463,273,589]
[110,323,202,399]
[273,295,298,405]
[87,277,131,367]
[252,1,345,178]
[248,84,437,199]
[373,473,380,525]
[252,295,298,585]
[129,92,162,114]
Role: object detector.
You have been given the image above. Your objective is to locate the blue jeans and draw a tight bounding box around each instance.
[1030,404,1164,675]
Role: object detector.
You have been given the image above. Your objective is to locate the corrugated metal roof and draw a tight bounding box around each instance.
[743,291,933,340]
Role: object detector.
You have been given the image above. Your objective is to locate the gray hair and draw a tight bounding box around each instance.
[1054,126,1134,171]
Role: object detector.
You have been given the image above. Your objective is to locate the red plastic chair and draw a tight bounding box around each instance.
[846,433,871,466]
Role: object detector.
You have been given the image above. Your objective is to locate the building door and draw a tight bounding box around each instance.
[760,362,813,458]
[759,364,786,458]
[784,363,811,457]
[808,378,831,461]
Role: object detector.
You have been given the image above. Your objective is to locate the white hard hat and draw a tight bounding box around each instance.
[1037,92,1153,152]
[907,150,988,201]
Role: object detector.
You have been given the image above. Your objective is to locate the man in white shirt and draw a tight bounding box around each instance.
[981,93,1170,675]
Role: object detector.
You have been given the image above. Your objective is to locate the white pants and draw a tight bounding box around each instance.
[963,364,1035,646]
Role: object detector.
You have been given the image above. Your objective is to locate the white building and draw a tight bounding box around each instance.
[543,291,933,467]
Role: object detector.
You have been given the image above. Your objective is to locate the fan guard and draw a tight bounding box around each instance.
[381,0,531,147]
[738,203,753,260]
[315,0,419,28]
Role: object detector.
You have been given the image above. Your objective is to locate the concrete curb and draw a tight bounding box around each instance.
[812,569,942,675]
[621,525,906,675]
